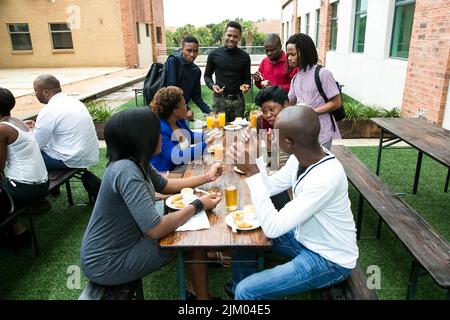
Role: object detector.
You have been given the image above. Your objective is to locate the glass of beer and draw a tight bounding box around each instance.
[218,112,226,127]
[224,185,238,211]
[214,145,224,161]
[250,111,258,129]
[206,114,214,129]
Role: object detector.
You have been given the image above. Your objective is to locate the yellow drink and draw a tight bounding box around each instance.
[225,185,238,211]
[250,112,258,128]
[213,118,221,129]
[206,116,214,129]
[218,112,226,127]
[214,145,224,161]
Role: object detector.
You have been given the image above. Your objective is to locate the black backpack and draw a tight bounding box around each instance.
[143,54,182,106]
[314,65,346,131]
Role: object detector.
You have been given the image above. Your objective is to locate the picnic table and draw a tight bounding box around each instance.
[159,160,272,299]
[371,117,450,194]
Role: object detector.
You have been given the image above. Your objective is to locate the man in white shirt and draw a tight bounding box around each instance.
[228,106,358,300]
[27,74,99,171]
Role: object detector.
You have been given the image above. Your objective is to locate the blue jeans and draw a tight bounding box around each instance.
[41,151,69,171]
[233,230,352,300]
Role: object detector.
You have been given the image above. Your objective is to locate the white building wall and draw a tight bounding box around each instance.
[442,83,450,130]
[294,0,409,110]
[281,1,294,44]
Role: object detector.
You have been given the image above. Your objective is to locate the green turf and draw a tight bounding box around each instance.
[0,146,448,300]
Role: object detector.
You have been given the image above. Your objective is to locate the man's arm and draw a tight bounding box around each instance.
[191,73,211,113]
[33,111,55,149]
[165,56,178,87]
[204,52,215,89]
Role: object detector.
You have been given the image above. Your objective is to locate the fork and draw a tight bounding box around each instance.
[194,187,209,195]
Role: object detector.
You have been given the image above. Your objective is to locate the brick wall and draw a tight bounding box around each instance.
[317,0,332,65]
[0,0,126,68]
[402,0,450,125]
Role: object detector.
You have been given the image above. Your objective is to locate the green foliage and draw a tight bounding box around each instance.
[167,19,267,47]
[85,100,116,122]
[382,107,400,118]
[244,102,259,119]
[341,94,400,120]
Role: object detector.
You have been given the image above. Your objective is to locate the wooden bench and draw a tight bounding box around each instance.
[0,168,86,256]
[319,263,378,300]
[331,145,450,299]
[79,279,144,300]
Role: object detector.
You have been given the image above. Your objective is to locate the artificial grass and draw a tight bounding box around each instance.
[0,147,448,300]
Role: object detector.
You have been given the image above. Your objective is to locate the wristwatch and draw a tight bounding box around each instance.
[189,199,204,214]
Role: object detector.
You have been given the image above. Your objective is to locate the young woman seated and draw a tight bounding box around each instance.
[0,87,49,249]
[150,86,217,172]
[81,107,223,300]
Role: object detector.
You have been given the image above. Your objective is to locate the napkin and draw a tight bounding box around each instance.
[176,210,210,231]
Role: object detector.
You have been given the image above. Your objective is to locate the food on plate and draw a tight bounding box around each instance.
[171,194,182,203]
[235,117,242,122]
[173,200,185,209]
[244,204,255,212]
[231,210,245,223]
[236,221,253,229]
[207,187,221,194]
[181,188,194,200]
[226,124,238,129]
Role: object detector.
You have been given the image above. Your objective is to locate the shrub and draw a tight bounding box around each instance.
[85,100,117,122]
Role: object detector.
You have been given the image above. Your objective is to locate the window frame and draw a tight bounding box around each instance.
[330,2,338,51]
[49,23,74,50]
[389,0,416,60]
[352,0,368,53]
[315,9,320,48]
[156,26,162,44]
[305,13,310,36]
[8,23,33,51]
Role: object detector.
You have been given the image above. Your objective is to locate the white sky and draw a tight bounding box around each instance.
[163,0,280,27]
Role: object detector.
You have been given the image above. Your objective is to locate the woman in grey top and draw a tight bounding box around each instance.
[81,108,222,300]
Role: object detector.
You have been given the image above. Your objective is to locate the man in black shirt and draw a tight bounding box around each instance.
[204,21,251,122]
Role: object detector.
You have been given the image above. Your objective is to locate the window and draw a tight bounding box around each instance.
[49,23,73,49]
[136,22,140,44]
[305,13,310,36]
[296,17,301,33]
[353,0,368,53]
[315,9,320,47]
[330,2,338,50]
[390,0,415,59]
[8,23,32,50]
[145,24,150,37]
[282,23,285,43]
[156,26,162,44]
[286,21,290,39]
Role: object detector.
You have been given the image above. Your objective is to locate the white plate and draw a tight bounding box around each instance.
[166,194,199,210]
[232,119,249,126]
[225,212,260,231]
[224,124,242,131]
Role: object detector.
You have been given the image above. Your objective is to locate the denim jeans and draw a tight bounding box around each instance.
[233,230,352,300]
[41,151,69,171]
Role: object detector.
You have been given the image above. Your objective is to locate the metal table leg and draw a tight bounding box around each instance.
[177,250,186,300]
[412,151,423,194]
[445,168,449,193]
[375,129,384,176]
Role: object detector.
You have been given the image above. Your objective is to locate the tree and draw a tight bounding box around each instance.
[194,27,213,47]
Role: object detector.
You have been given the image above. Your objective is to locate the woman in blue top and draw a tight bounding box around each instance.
[150,86,216,172]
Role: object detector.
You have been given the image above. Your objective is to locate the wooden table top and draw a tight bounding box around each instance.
[159,159,272,250]
[371,118,450,167]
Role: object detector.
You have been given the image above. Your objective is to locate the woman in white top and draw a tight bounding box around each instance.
[0,87,49,248]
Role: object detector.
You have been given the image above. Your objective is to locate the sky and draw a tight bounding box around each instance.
[163,0,280,27]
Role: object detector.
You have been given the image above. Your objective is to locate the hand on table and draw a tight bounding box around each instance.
[199,192,222,210]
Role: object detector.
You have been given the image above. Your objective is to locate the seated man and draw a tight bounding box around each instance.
[228,106,358,299]
[27,74,99,171]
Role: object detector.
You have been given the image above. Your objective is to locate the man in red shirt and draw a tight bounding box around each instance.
[253,34,298,92]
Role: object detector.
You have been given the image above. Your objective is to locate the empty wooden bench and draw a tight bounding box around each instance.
[79,279,144,300]
[331,145,450,299]
[319,263,378,300]
[0,168,86,256]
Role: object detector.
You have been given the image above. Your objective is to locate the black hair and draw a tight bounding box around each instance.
[104,107,161,178]
[265,34,282,47]
[182,35,199,46]
[0,87,16,117]
[255,86,288,107]
[226,21,242,34]
[286,33,319,71]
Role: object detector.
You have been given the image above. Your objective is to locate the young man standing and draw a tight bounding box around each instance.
[204,21,251,122]
[253,34,297,92]
[166,36,211,120]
